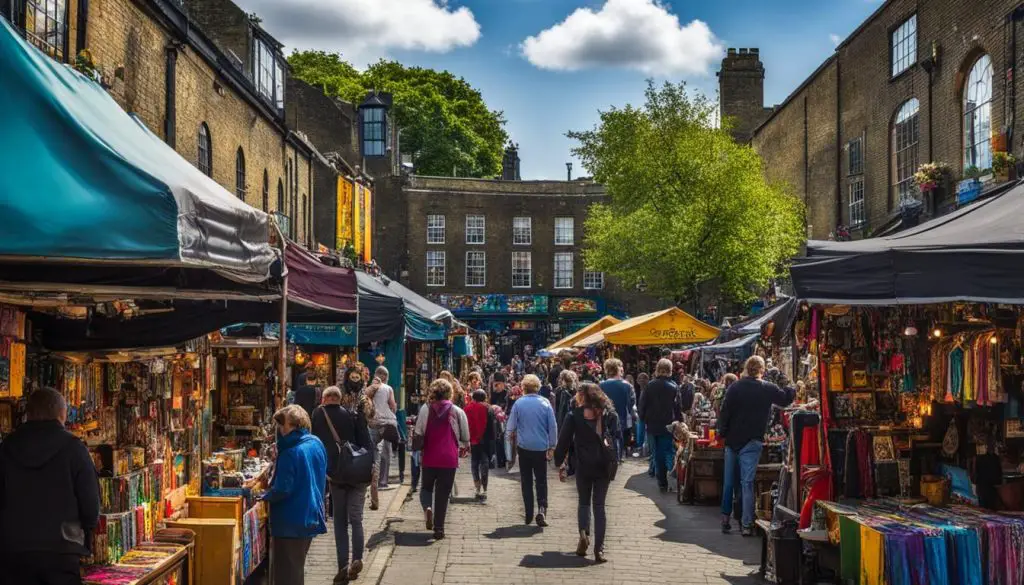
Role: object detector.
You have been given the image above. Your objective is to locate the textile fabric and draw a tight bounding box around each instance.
[722,440,762,527]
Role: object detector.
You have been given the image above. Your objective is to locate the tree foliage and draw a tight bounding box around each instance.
[569,81,805,304]
[288,51,508,178]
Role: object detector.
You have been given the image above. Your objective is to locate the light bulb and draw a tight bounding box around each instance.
[904,325,918,337]
[932,328,942,338]
[990,335,999,345]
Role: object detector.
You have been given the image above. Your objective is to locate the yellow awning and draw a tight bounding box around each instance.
[544,315,621,352]
[573,307,719,347]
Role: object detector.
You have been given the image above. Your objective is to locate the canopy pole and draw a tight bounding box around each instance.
[278,270,288,402]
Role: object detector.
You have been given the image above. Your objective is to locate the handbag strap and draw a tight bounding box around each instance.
[322,406,347,446]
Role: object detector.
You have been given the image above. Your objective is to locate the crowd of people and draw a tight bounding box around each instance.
[0,347,797,585]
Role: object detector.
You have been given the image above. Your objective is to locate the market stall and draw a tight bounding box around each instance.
[573,307,720,348]
[543,315,621,354]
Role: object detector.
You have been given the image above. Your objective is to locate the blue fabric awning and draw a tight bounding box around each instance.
[0,18,277,282]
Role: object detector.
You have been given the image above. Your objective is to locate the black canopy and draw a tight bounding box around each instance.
[356,271,405,344]
[791,182,1024,305]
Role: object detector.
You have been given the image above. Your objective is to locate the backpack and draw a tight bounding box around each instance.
[322,406,373,487]
[593,411,619,481]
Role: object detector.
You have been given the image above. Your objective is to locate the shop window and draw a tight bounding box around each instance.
[584,271,604,290]
[197,123,212,177]
[891,98,920,207]
[849,179,865,227]
[554,217,574,245]
[427,215,445,244]
[426,251,446,287]
[465,251,486,287]
[513,217,532,245]
[554,252,574,289]
[963,54,993,172]
[848,136,864,176]
[512,251,532,288]
[891,14,917,77]
[235,147,246,200]
[465,215,485,245]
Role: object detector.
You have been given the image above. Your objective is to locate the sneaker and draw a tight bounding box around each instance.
[332,571,350,585]
[576,531,590,557]
[425,507,434,531]
[594,550,608,564]
[347,560,363,580]
[536,508,548,527]
[741,525,754,537]
[480,490,488,502]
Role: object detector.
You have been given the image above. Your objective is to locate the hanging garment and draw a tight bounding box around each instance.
[962,341,975,403]
[949,346,965,402]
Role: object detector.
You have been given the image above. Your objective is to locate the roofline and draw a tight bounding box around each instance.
[752,0,896,137]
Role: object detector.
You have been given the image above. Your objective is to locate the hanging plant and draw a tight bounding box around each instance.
[913,162,952,192]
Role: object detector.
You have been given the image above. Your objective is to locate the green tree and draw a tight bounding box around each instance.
[569,80,805,304]
[288,51,508,178]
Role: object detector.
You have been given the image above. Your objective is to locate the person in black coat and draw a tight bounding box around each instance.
[639,359,680,492]
[554,382,619,564]
[311,380,377,584]
[0,388,100,585]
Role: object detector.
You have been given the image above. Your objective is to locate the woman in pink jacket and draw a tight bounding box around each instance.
[412,378,470,540]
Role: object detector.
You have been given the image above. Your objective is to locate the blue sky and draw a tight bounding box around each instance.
[238,0,884,180]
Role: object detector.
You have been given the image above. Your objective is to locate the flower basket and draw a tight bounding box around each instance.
[914,162,951,193]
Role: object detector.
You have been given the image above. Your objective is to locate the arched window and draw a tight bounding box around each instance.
[235,147,246,199]
[277,179,284,212]
[262,170,269,212]
[964,54,993,172]
[891,98,920,206]
[197,123,212,177]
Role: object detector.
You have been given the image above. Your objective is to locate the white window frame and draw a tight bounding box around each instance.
[512,251,532,288]
[426,215,445,244]
[554,217,574,246]
[891,14,917,78]
[554,252,574,289]
[426,251,445,287]
[583,271,605,290]
[892,98,920,206]
[465,251,486,287]
[849,179,866,228]
[512,217,532,245]
[964,54,994,172]
[465,215,485,245]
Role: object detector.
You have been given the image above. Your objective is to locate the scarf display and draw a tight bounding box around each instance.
[82,543,186,585]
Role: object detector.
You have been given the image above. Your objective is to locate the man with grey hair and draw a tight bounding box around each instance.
[0,387,100,584]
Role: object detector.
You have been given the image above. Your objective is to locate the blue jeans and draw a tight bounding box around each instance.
[651,434,675,489]
[636,420,646,452]
[722,441,763,528]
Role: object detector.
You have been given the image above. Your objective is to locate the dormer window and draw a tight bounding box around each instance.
[359,93,389,157]
[253,34,285,112]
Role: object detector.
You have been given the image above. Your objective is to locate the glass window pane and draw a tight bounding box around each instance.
[555,217,574,245]
[465,251,486,287]
[964,55,993,171]
[554,252,574,289]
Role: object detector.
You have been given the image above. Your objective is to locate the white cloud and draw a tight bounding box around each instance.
[520,0,724,76]
[234,0,480,64]
[829,33,842,47]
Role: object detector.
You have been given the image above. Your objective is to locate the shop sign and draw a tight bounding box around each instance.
[263,323,356,346]
[509,321,535,330]
[557,298,598,314]
[429,294,548,315]
[648,327,703,341]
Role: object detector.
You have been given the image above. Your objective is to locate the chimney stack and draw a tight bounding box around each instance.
[501,143,521,181]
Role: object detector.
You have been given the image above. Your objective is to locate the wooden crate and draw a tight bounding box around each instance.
[187,495,244,533]
[166,518,238,585]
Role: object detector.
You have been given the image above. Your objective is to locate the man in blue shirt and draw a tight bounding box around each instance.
[506,374,558,527]
[599,358,633,462]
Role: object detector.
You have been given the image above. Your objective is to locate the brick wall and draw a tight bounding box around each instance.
[738,0,1024,237]
[82,0,315,244]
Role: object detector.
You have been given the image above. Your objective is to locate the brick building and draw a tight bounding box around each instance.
[721,0,1024,239]
[2,0,326,246]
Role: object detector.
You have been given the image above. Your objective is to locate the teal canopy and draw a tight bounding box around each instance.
[0,18,277,282]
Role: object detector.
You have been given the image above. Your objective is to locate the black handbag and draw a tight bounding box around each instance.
[595,411,619,481]
[380,422,400,444]
[323,407,373,487]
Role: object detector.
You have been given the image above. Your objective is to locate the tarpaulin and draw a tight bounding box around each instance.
[544,315,621,352]
[0,18,277,282]
[356,271,404,343]
[286,243,357,314]
[574,307,719,347]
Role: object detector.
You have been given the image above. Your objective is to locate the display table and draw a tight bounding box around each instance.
[82,543,190,585]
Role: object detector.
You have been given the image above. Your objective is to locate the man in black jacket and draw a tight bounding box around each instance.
[639,359,679,492]
[0,387,100,585]
[718,356,795,535]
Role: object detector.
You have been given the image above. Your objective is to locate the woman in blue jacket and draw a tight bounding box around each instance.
[265,404,328,585]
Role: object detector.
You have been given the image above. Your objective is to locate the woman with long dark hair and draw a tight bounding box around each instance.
[554,382,619,563]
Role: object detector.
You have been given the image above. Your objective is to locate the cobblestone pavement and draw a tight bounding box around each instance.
[304,463,409,585]
[378,459,762,585]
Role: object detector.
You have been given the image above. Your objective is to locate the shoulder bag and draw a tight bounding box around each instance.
[323,407,373,487]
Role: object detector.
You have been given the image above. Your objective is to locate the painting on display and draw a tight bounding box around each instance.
[429,294,549,315]
[557,298,598,314]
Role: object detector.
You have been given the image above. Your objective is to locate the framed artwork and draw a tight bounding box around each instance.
[832,392,874,419]
[851,370,869,388]
[873,435,897,461]
[828,352,847,393]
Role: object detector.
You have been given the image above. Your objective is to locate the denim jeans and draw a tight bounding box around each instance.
[410,451,422,490]
[330,483,367,568]
[647,430,655,475]
[651,434,675,489]
[470,443,490,489]
[636,420,646,452]
[722,440,763,528]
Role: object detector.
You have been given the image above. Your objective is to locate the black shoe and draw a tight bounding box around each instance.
[525,514,533,525]
[741,525,754,537]
[658,485,668,493]
[536,510,548,527]
[433,530,445,541]
[721,522,732,534]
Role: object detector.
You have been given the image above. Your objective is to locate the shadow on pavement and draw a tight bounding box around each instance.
[485,525,543,539]
[519,551,592,569]
[392,532,435,547]
[623,466,760,568]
